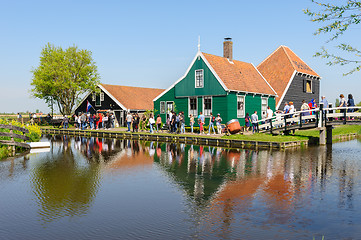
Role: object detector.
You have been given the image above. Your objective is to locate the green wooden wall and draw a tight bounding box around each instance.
[175,57,226,97]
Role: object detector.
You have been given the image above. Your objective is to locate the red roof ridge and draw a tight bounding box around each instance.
[281,46,298,71]
[101,83,164,91]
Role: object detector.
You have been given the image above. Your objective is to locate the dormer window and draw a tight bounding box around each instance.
[195,69,204,88]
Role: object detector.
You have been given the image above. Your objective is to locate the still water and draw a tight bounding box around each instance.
[1,135,361,240]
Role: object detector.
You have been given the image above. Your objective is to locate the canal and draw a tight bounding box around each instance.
[0,135,361,239]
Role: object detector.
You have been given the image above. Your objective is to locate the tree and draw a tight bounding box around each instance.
[304,1,361,75]
[31,43,100,115]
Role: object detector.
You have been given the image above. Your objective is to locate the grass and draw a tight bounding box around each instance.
[0,145,9,160]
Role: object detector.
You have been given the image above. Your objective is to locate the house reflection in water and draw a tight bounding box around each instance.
[24,135,358,230]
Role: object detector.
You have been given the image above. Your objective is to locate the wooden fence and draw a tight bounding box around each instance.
[0,125,30,152]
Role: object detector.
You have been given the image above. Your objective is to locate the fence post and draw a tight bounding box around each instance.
[270,119,273,134]
[343,109,347,124]
[299,113,303,128]
[319,103,324,128]
[284,115,287,132]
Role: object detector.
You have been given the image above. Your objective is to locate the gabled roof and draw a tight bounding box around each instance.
[202,52,276,95]
[101,84,164,110]
[257,45,320,106]
[153,51,276,101]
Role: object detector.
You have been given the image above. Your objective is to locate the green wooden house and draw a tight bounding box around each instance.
[153,39,277,126]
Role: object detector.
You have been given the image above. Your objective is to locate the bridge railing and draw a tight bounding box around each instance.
[254,106,361,133]
[323,106,361,125]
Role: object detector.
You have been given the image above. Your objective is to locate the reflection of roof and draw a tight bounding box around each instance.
[257,46,319,105]
[101,84,164,110]
[202,53,276,95]
[105,150,153,171]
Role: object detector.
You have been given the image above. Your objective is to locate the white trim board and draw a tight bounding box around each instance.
[98,84,128,111]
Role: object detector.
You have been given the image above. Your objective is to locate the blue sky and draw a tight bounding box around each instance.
[1,0,360,113]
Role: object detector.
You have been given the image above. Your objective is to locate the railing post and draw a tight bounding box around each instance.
[328,103,333,122]
[343,108,347,124]
[284,115,287,132]
[319,103,324,128]
[299,113,302,128]
[316,110,319,128]
[270,118,273,134]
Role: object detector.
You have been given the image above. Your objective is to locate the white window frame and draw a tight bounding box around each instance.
[203,96,212,117]
[261,97,268,119]
[92,93,96,101]
[195,69,204,88]
[160,101,166,114]
[237,95,245,118]
[188,97,198,117]
[166,101,174,114]
[100,92,105,101]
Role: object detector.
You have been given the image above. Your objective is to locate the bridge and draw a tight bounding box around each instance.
[254,105,361,145]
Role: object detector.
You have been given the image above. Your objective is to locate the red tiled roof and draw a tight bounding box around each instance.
[101,84,164,110]
[257,46,319,105]
[202,52,276,95]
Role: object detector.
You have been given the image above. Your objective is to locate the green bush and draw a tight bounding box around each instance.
[0,146,9,159]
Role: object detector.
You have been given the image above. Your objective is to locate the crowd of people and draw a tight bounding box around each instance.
[64,112,116,130]
[59,94,357,134]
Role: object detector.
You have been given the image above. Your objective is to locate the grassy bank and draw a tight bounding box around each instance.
[223,125,361,143]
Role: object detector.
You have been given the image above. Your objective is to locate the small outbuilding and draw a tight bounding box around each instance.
[153,39,277,126]
[75,84,164,126]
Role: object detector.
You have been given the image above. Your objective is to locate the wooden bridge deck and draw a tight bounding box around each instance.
[256,106,361,134]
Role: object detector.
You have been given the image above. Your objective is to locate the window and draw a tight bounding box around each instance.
[100,92,105,101]
[189,97,197,116]
[203,96,212,116]
[306,80,312,93]
[167,102,174,114]
[237,96,245,118]
[195,69,204,88]
[92,93,96,101]
[95,94,101,107]
[160,101,165,114]
[303,79,312,93]
[261,97,268,118]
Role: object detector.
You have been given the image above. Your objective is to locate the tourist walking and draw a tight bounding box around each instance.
[133,113,140,132]
[208,112,216,135]
[321,95,329,109]
[156,114,162,132]
[98,113,103,129]
[251,111,258,133]
[103,113,108,130]
[347,94,355,113]
[149,114,155,133]
[215,113,222,134]
[110,113,115,128]
[141,115,147,132]
[63,115,69,129]
[17,113,23,124]
[283,102,290,114]
[301,100,310,116]
[339,94,347,119]
[308,99,317,115]
[244,113,250,132]
[189,114,194,133]
[126,112,132,132]
[171,112,177,133]
[198,112,205,134]
[89,114,95,129]
[179,112,185,134]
